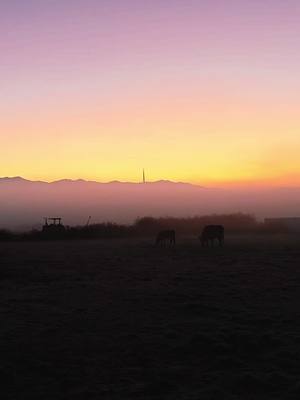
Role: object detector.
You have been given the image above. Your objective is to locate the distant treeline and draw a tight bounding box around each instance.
[134,214,260,235]
[0,213,288,242]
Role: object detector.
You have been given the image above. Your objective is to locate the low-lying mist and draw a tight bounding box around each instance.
[1,177,300,230]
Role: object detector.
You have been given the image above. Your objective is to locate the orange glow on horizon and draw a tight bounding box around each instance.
[1,1,299,186]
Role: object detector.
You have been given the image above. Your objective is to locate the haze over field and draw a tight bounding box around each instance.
[1,177,300,230]
[3,2,300,399]
[1,1,300,227]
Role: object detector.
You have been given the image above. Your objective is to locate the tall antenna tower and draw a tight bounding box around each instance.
[143,168,146,184]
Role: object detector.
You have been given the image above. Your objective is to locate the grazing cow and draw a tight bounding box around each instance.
[156,230,176,246]
[200,225,224,247]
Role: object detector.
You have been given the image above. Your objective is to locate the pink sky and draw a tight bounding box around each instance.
[1,0,299,184]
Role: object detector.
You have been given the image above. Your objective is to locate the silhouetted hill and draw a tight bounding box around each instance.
[1,177,300,230]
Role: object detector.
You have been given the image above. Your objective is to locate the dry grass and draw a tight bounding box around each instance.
[1,234,300,399]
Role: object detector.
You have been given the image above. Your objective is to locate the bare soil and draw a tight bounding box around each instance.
[1,234,300,399]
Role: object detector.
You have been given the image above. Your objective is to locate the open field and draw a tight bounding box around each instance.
[2,234,300,399]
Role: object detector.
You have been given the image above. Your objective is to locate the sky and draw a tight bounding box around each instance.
[1,0,299,185]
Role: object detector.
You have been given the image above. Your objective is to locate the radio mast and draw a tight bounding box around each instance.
[143,169,146,184]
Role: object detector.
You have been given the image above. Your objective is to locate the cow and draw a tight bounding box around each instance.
[199,225,224,247]
[155,230,176,246]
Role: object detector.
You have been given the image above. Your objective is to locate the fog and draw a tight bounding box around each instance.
[1,177,300,230]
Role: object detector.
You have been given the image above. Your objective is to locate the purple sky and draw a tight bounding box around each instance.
[1,0,299,183]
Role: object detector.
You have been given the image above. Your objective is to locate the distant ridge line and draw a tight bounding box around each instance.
[0,176,204,188]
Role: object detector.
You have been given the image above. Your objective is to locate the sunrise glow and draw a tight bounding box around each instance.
[1,1,299,185]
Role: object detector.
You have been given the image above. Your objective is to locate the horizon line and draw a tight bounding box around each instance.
[0,176,196,185]
[1,175,300,189]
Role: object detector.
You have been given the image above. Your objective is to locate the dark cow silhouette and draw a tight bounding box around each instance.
[156,230,176,246]
[200,225,224,247]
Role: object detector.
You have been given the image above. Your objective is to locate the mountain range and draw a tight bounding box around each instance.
[1,177,300,230]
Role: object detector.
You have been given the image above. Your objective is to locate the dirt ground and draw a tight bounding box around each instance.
[1,234,300,399]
